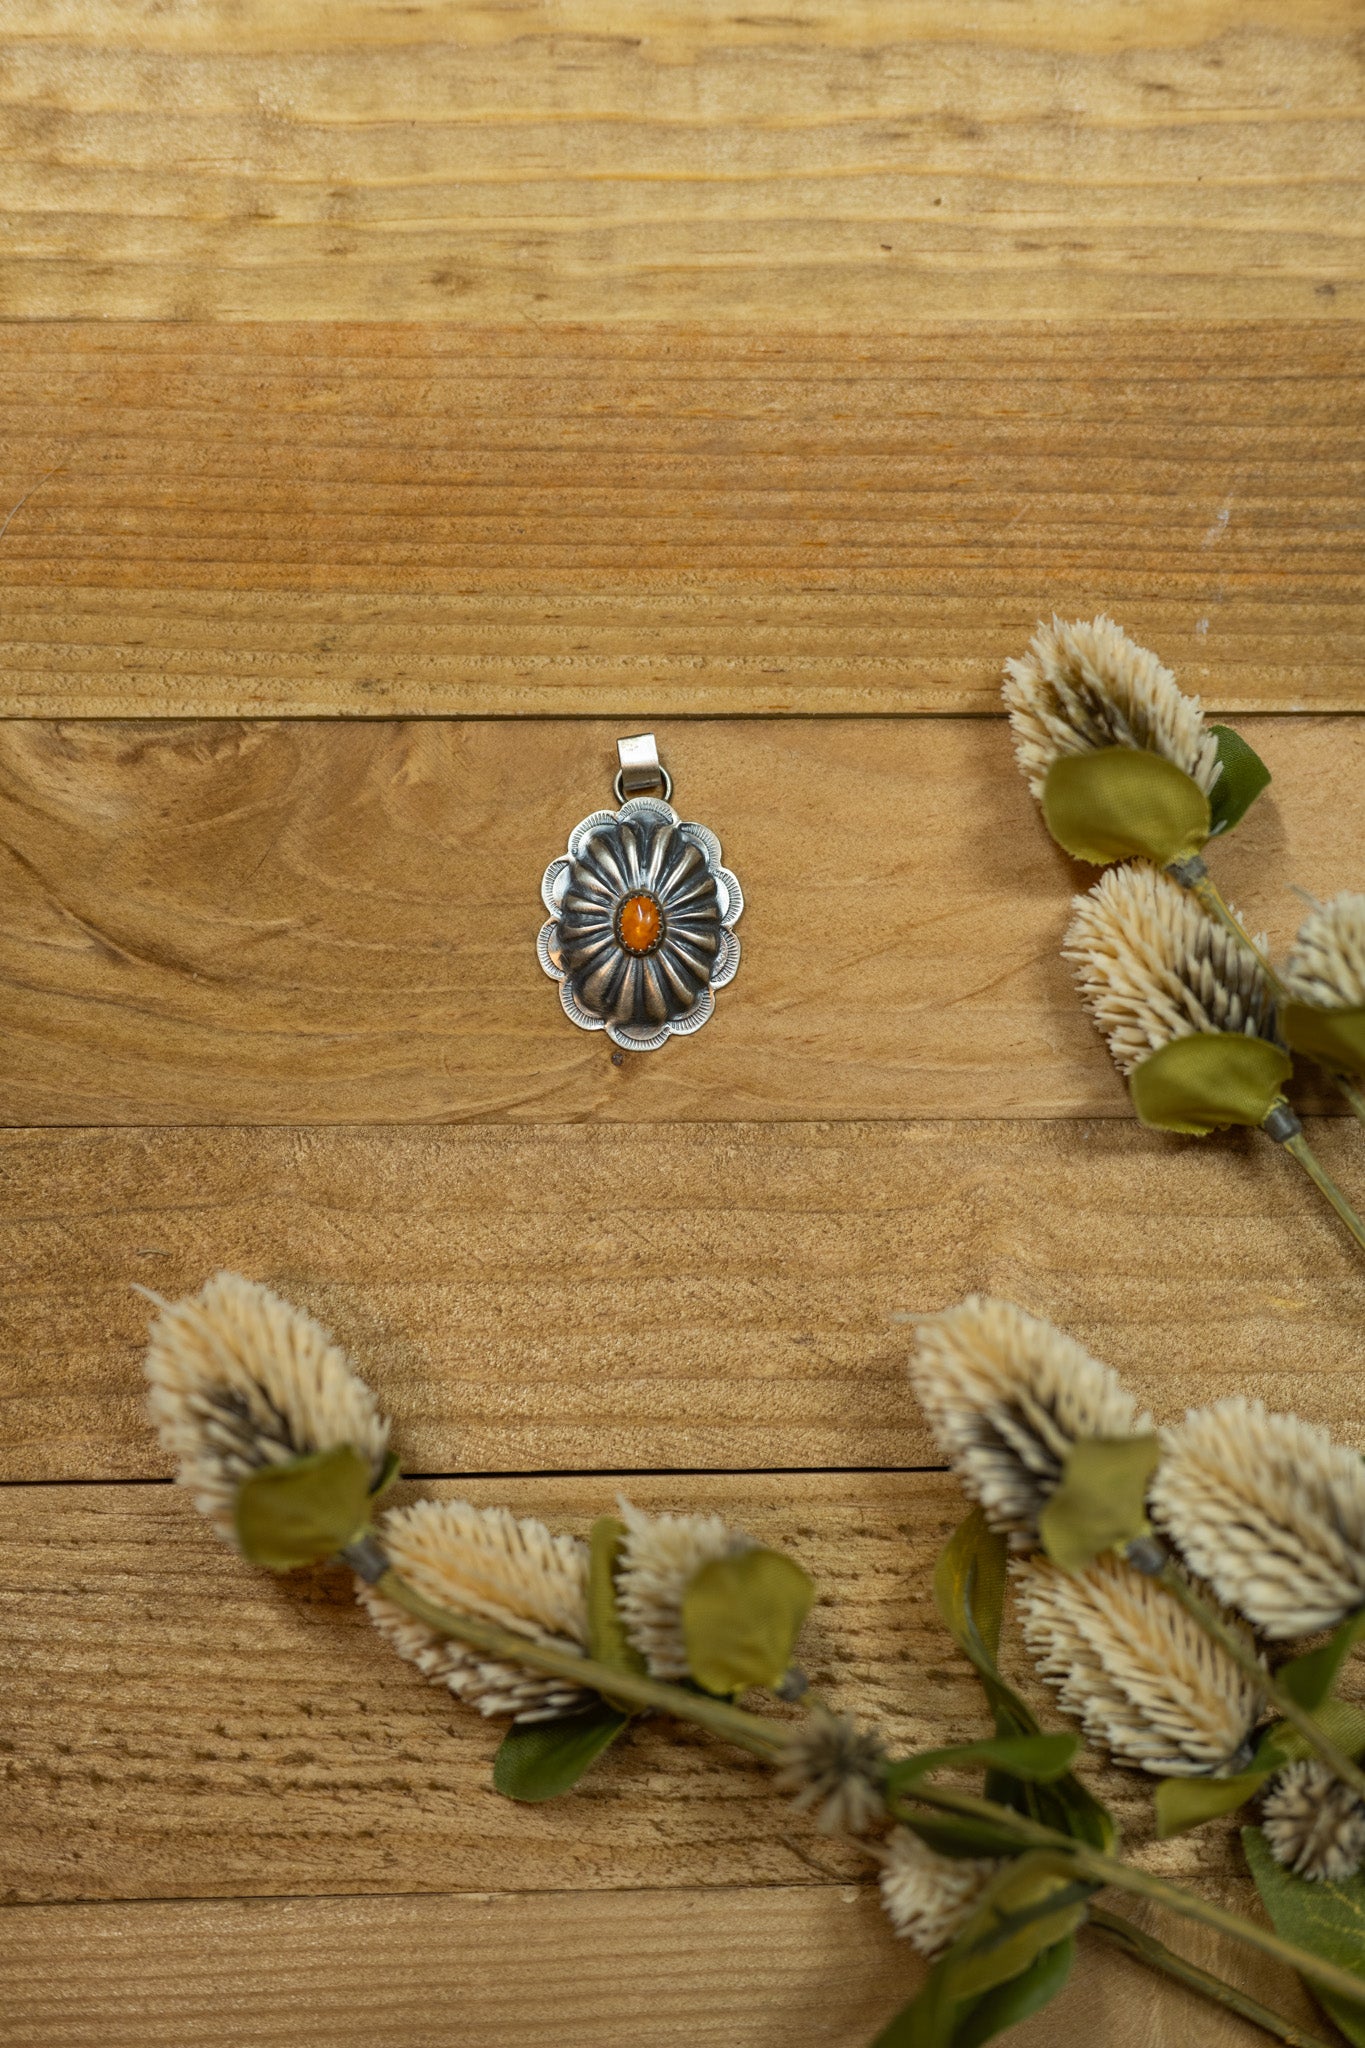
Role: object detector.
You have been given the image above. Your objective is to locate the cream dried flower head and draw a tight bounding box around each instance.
[878,1828,1002,1958]
[361,1499,594,1723]
[1003,614,1221,804]
[909,1297,1147,1544]
[773,1708,887,1835]
[614,1496,756,1679]
[1151,1399,1365,1639]
[144,1271,390,1546]
[1263,1761,1365,1883]
[1283,892,1365,1012]
[1014,1552,1262,1776]
[1065,862,1277,1077]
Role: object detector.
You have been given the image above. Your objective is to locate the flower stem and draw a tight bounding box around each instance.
[1154,1561,1365,1805]
[1089,1906,1338,2048]
[344,1545,792,1761]
[1172,860,1285,996]
[891,1781,1365,2015]
[1277,1128,1365,1259]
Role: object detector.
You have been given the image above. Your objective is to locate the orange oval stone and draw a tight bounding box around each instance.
[618,892,662,954]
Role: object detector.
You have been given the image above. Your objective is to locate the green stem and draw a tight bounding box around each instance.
[1278,1129,1365,1259]
[1089,1906,1338,2048]
[891,1781,1365,2016]
[1176,863,1285,996]
[1155,1561,1365,1806]
[348,1550,792,1761]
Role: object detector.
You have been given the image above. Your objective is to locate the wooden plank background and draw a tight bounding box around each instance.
[2,5,1363,2045]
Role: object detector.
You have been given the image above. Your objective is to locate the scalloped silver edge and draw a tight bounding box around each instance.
[716,868,744,927]
[567,809,621,860]
[710,930,740,990]
[680,819,722,867]
[616,795,680,829]
[537,921,566,982]
[541,858,571,916]
[606,1017,672,1052]
[560,980,606,1031]
[667,988,715,1036]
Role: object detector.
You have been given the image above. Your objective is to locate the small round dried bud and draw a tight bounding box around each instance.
[143,1271,390,1547]
[909,1296,1146,1544]
[614,1496,755,1679]
[878,1828,1001,1957]
[1152,1399,1365,1639]
[1003,614,1220,802]
[774,1707,887,1836]
[1263,1760,1365,1883]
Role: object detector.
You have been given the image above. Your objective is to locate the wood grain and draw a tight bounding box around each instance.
[1,323,1361,718]
[0,1470,1306,1905]
[0,1884,1329,2048]
[2,4,1363,322]
[5,1118,1364,1484]
[3,714,1362,1125]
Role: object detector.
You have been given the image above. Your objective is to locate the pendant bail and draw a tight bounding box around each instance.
[614,732,672,804]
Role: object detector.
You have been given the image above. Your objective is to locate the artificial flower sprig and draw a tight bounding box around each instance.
[911,1296,1365,2045]
[1005,614,1365,1134]
[144,1273,1365,2048]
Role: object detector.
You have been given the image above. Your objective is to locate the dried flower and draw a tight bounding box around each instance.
[1003,614,1220,803]
[774,1708,887,1835]
[909,1297,1147,1544]
[1014,1552,1262,1776]
[878,1828,1002,1956]
[1065,862,1277,1077]
[615,1496,756,1678]
[1263,1760,1365,1883]
[144,1271,390,1546]
[361,1499,595,1722]
[1151,1399,1365,1639]
[1283,892,1365,1012]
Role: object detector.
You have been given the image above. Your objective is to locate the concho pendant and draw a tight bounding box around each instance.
[537,734,743,1052]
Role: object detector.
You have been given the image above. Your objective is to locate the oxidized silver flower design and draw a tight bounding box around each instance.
[538,794,743,1051]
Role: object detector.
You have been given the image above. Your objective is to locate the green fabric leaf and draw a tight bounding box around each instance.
[370,1447,401,1500]
[870,1860,1089,2048]
[1042,748,1210,866]
[931,1511,1116,1854]
[1278,1610,1365,1713]
[586,1515,647,1712]
[1282,1003,1365,1082]
[951,1936,1076,2048]
[1038,1435,1161,1574]
[1155,1770,1269,1838]
[233,1444,374,1571]
[1128,1031,1292,1135]
[492,1704,629,1802]
[1207,724,1272,837]
[681,1546,814,1695]
[1243,1827,1365,2045]
[888,1735,1080,1793]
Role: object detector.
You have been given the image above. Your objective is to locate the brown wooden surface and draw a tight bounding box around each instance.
[2,2,1362,324]
[3,1118,1363,1485]
[3,713,1362,1127]
[1,324,1361,718]
[4,4,1365,2043]
[0,1888,1330,2048]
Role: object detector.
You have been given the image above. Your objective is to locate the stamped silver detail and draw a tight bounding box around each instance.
[538,750,743,1052]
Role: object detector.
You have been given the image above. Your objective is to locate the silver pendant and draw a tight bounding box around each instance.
[537,734,743,1052]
